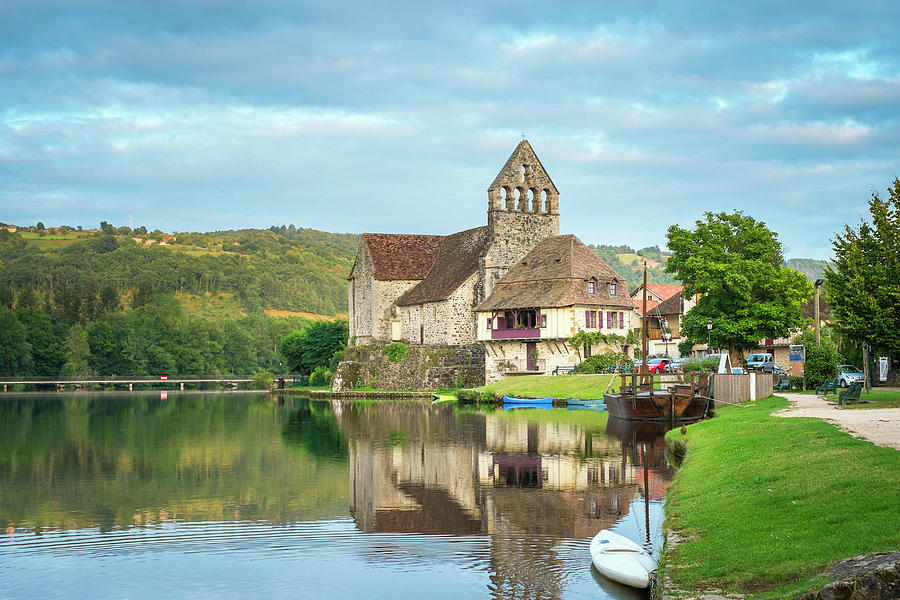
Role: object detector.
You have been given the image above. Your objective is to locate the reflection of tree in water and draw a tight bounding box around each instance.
[281,399,348,462]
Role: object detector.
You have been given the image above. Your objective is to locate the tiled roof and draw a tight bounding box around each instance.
[362,233,444,281]
[474,235,633,311]
[632,298,661,315]
[642,283,683,301]
[396,227,490,305]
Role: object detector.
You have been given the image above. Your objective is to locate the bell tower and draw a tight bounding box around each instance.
[479,140,560,302]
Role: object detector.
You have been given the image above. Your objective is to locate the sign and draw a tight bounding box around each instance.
[789,345,805,362]
[879,357,889,382]
[160,375,168,380]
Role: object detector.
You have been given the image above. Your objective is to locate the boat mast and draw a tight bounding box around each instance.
[641,262,648,382]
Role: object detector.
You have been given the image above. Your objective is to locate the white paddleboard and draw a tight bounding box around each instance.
[589,529,657,589]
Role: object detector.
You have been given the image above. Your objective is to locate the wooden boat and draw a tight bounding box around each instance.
[603,373,710,423]
[589,529,656,589]
[502,395,552,405]
[566,397,606,407]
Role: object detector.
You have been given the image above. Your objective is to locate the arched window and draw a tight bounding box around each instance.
[541,189,550,213]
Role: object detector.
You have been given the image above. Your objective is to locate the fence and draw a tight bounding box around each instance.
[711,372,774,406]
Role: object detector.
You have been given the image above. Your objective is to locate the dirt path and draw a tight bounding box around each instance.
[773,392,900,451]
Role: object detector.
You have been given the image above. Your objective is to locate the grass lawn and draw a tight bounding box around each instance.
[482,373,620,398]
[840,387,900,409]
[662,395,900,599]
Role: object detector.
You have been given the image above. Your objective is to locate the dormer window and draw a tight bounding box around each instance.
[609,282,617,297]
[587,280,596,296]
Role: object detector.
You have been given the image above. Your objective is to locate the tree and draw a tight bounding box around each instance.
[279,320,348,375]
[16,307,68,376]
[0,307,32,375]
[824,179,900,357]
[666,211,812,358]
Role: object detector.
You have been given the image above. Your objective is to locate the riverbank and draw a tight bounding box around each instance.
[661,395,900,599]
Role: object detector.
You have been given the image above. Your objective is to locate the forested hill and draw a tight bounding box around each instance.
[785,258,830,282]
[0,225,359,318]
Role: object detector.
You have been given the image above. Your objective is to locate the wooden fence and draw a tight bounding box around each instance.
[710,372,774,406]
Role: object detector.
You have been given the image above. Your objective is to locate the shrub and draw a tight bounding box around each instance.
[803,342,838,389]
[577,352,630,374]
[309,365,332,386]
[250,368,274,390]
[683,357,719,372]
[456,389,480,403]
[382,342,409,363]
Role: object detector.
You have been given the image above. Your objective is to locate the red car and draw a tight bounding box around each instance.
[647,358,672,374]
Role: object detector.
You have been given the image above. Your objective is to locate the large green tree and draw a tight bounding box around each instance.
[666,212,811,357]
[824,179,900,356]
[279,320,348,375]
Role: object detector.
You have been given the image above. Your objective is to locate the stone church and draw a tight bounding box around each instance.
[338,141,631,389]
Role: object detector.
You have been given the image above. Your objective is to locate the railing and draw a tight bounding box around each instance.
[491,327,541,340]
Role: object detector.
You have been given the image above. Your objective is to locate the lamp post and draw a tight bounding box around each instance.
[662,319,671,357]
[814,279,823,346]
[707,319,713,355]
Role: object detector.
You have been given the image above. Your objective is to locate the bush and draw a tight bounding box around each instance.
[455,389,499,404]
[789,375,804,390]
[309,365,332,387]
[683,357,719,372]
[250,368,274,390]
[382,342,409,363]
[577,352,630,374]
[803,342,838,389]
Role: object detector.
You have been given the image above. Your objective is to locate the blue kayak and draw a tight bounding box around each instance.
[502,395,553,404]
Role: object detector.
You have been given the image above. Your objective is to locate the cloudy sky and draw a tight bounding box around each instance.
[2,1,898,259]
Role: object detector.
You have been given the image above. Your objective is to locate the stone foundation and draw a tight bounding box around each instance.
[332,343,486,391]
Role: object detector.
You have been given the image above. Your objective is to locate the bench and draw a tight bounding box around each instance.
[774,378,790,392]
[553,366,577,376]
[816,377,838,397]
[838,382,863,405]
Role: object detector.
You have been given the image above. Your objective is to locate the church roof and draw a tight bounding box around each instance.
[474,235,633,311]
[361,233,444,281]
[396,226,490,306]
[488,140,559,194]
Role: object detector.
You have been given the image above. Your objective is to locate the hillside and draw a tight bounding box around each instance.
[0,224,358,318]
[785,258,830,282]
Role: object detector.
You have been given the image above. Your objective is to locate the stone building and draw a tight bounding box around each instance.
[341,140,629,388]
[347,140,560,346]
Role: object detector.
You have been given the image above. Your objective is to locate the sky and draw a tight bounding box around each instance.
[2,1,898,260]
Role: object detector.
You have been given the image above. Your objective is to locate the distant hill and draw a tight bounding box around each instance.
[785,258,830,282]
[0,224,359,318]
[588,244,679,292]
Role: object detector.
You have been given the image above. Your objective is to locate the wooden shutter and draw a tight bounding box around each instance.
[585,310,590,327]
[607,311,613,328]
[619,312,624,328]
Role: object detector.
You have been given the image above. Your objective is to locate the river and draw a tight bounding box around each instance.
[0,392,674,599]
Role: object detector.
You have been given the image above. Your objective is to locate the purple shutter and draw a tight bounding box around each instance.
[607,311,613,328]
[596,310,602,329]
[619,311,624,328]
[585,310,590,327]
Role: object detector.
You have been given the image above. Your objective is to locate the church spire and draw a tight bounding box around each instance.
[487,140,559,215]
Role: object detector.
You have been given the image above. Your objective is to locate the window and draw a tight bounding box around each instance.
[487,317,493,330]
[540,314,547,328]
[587,280,596,296]
[609,283,617,297]
[607,311,614,329]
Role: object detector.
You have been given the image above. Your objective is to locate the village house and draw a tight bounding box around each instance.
[341,140,632,388]
[630,284,697,358]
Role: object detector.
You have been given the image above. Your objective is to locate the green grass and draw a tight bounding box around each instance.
[663,396,900,598]
[482,374,620,398]
[839,388,900,409]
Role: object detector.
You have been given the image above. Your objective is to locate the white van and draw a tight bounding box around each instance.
[746,353,773,370]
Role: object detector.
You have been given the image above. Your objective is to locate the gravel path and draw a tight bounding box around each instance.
[773,392,900,451]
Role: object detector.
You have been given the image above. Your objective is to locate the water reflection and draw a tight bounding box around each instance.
[0,393,672,600]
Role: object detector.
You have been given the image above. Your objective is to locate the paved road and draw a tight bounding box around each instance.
[774,391,900,451]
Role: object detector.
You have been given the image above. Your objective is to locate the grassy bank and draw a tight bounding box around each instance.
[662,395,900,598]
[482,374,620,398]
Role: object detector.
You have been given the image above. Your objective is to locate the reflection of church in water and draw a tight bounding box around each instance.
[333,401,673,599]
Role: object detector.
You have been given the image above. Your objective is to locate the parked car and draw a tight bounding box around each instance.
[666,357,687,372]
[836,364,865,387]
[746,352,774,371]
[647,358,672,374]
[758,362,787,375]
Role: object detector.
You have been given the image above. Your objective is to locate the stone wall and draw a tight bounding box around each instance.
[399,273,479,345]
[481,210,558,302]
[332,342,486,391]
[348,243,422,344]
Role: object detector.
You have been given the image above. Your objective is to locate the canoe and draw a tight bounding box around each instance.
[502,395,552,404]
[566,397,606,407]
[589,529,656,589]
[503,404,552,411]
[431,394,457,403]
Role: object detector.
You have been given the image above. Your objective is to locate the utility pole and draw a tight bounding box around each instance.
[641,262,648,377]
[814,279,823,345]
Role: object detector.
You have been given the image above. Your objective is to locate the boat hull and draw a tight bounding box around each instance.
[502,395,553,405]
[589,529,656,589]
[603,390,708,422]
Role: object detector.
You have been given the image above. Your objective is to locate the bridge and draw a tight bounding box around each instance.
[0,376,281,392]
